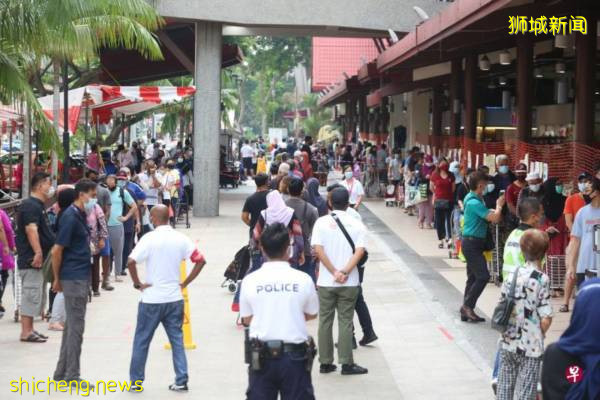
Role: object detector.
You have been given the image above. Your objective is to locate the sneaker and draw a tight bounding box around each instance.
[341,364,368,375]
[168,383,188,392]
[93,291,100,297]
[129,383,144,393]
[359,332,378,346]
[101,281,114,291]
[319,364,337,374]
[120,271,128,276]
[68,379,95,390]
[491,378,498,395]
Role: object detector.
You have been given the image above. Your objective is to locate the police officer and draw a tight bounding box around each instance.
[240,223,319,400]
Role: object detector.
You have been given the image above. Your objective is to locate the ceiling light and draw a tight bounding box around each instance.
[499,76,507,86]
[555,62,566,74]
[479,55,490,71]
[499,50,511,65]
[534,68,543,78]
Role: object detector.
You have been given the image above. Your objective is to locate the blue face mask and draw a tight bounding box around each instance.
[498,165,509,175]
[84,198,97,211]
[555,185,563,195]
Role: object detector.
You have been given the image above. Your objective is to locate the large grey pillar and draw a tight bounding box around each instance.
[193,21,222,217]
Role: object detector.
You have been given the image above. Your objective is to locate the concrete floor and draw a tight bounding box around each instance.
[0,182,507,399]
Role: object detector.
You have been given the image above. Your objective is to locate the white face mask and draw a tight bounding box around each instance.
[46,185,56,198]
[578,182,587,193]
[486,183,495,193]
[344,171,354,180]
[529,184,541,193]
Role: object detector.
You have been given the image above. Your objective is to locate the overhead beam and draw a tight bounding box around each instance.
[158,31,194,73]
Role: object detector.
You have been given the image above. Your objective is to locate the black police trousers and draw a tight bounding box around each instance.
[246,351,315,400]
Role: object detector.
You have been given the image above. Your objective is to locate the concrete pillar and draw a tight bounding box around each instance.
[431,85,443,136]
[449,59,462,136]
[516,35,533,142]
[574,12,596,144]
[464,55,477,140]
[193,21,222,217]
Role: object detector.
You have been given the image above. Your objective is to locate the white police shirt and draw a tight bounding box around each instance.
[311,210,367,288]
[240,261,319,344]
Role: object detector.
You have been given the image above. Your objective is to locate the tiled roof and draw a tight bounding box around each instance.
[312,37,379,92]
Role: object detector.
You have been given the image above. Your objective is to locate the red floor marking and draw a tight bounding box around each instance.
[438,326,454,341]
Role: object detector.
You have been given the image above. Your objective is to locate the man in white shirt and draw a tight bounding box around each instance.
[137,160,163,208]
[240,140,256,179]
[126,205,206,392]
[240,223,318,399]
[312,187,368,375]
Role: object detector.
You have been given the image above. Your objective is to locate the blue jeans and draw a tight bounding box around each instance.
[246,352,315,400]
[130,300,188,385]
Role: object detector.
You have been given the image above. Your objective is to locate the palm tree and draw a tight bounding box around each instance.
[0,0,163,167]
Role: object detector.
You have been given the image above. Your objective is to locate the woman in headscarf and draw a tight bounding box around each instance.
[416,154,434,229]
[231,191,305,312]
[542,278,600,400]
[307,177,328,217]
[540,178,568,256]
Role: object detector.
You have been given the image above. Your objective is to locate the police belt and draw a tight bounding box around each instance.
[252,339,308,358]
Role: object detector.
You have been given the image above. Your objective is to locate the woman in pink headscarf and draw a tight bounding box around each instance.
[252,191,304,266]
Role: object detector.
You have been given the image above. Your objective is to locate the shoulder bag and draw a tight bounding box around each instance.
[331,214,368,268]
[491,266,520,332]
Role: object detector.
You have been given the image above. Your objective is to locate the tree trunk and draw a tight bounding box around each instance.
[101,114,145,147]
[22,102,31,197]
[51,60,60,186]
[261,113,268,138]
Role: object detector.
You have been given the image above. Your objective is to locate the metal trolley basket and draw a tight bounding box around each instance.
[545,255,567,291]
[488,224,502,286]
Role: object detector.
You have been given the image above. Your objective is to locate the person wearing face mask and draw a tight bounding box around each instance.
[518,172,545,208]
[505,164,528,230]
[106,175,138,282]
[162,160,181,225]
[540,178,568,256]
[50,179,98,385]
[461,171,505,322]
[85,187,108,298]
[566,177,600,290]
[492,154,516,194]
[117,170,145,276]
[340,166,364,209]
[430,158,456,249]
[15,172,56,343]
[387,149,403,188]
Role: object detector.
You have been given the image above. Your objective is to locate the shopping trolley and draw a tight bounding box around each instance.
[487,224,501,286]
[545,255,567,291]
[11,264,21,322]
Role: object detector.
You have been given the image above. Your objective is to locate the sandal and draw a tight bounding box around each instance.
[438,242,444,249]
[34,330,49,339]
[559,304,569,313]
[20,333,47,343]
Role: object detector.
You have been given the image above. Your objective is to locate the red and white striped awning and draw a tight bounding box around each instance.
[0,105,23,135]
[38,85,196,134]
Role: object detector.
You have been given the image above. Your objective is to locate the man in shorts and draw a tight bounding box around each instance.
[16,172,56,342]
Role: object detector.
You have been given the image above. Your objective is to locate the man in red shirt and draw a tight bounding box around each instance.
[505,163,528,230]
[559,172,592,312]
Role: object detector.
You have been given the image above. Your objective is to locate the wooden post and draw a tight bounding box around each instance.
[574,11,596,144]
[449,59,462,136]
[516,35,533,142]
[431,85,443,137]
[464,55,477,140]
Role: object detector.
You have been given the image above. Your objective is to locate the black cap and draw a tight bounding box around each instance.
[330,187,349,205]
[578,172,592,181]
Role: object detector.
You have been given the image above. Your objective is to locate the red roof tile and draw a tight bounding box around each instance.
[312,37,379,92]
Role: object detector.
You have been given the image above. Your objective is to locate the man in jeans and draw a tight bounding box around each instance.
[127,205,206,392]
[51,179,97,385]
[285,178,318,281]
[312,187,368,375]
[16,172,56,343]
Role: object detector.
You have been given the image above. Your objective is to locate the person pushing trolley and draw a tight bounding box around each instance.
[240,223,319,400]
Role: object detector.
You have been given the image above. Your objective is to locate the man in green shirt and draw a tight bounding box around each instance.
[502,197,544,280]
[461,171,505,323]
